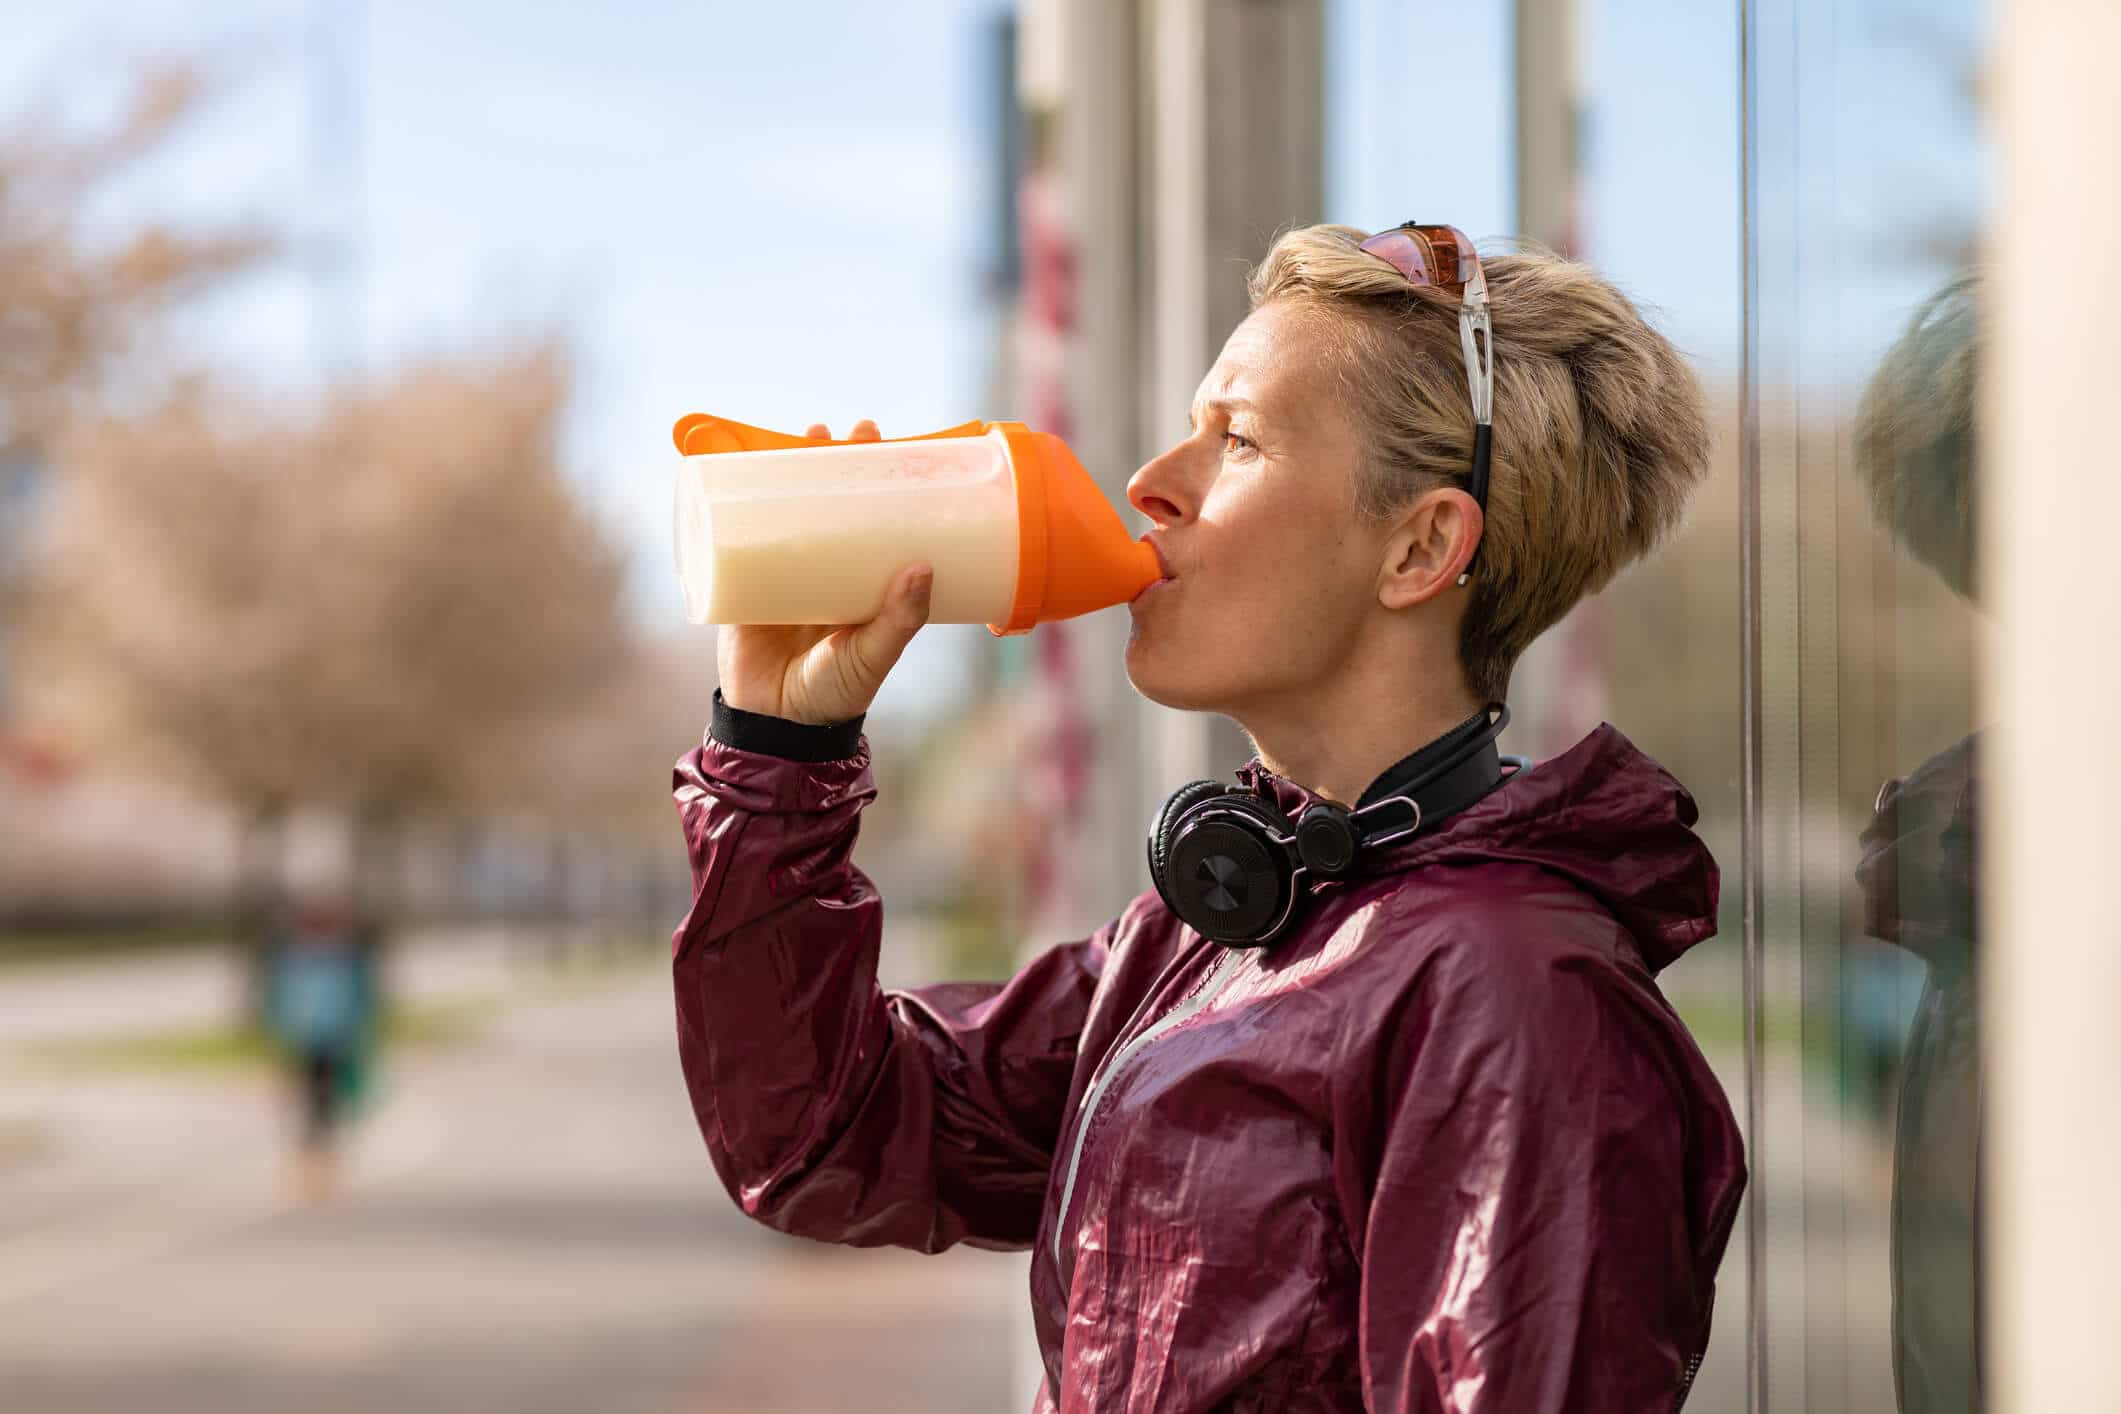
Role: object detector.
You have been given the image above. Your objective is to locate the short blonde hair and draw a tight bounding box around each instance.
[1248,224,1711,701]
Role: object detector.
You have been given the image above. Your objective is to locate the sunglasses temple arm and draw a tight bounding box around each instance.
[1457,423,1493,587]
[1456,289,1495,588]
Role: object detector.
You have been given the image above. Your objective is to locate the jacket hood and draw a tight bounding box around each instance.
[1244,723,1720,973]
[1857,732,1979,966]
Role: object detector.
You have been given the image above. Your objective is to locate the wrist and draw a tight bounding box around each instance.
[710,689,865,762]
[715,685,777,717]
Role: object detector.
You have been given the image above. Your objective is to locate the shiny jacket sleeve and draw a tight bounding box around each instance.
[672,731,1106,1254]
[1335,917,1718,1413]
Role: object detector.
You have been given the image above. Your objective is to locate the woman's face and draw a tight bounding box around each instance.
[1124,303,1386,719]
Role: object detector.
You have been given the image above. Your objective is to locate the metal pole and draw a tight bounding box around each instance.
[1143,0,1324,800]
[1146,0,1216,796]
[1055,0,1144,938]
[1736,0,1768,1407]
[1506,0,1590,761]
[1513,0,1580,257]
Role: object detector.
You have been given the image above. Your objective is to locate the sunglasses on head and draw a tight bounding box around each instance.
[1356,222,1493,586]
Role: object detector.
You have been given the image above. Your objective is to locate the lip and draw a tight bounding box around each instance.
[1129,576,1173,608]
[1145,535,1174,579]
[1132,535,1177,606]
[1142,533,1177,582]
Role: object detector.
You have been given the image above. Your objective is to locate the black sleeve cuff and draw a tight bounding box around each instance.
[709,689,865,763]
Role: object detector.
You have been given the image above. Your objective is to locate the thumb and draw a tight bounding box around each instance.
[846,564,933,688]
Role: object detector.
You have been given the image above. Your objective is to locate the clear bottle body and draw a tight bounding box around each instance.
[674,431,1020,625]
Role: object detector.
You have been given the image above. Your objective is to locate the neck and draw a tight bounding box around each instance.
[1236,650,1483,807]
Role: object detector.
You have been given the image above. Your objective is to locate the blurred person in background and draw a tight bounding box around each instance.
[1852,272,1985,1414]
[261,888,383,1204]
[671,224,1745,1411]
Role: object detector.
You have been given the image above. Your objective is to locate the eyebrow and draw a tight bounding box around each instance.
[1188,396,1259,428]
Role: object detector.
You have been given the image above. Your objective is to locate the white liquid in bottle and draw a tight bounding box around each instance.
[675,433,1021,626]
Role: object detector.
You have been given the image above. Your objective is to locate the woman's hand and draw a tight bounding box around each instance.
[715,419,934,725]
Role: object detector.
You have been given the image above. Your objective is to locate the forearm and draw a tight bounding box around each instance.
[673,726,940,1240]
[671,714,1100,1253]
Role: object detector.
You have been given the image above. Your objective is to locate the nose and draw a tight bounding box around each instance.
[1127,437,1203,527]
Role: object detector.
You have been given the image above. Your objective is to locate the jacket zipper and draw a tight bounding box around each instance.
[1051,948,1249,1267]
[1672,1350,1704,1411]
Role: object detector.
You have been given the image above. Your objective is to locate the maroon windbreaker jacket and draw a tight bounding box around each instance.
[672,721,1746,1412]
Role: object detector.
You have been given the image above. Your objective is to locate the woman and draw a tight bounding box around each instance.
[672,224,1746,1411]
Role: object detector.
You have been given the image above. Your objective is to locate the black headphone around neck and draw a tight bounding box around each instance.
[1146,705,1514,948]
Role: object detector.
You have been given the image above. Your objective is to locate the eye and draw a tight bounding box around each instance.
[1222,431,1254,455]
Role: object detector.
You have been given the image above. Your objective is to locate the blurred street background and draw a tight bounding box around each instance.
[0,926,1023,1413]
[0,0,2072,1411]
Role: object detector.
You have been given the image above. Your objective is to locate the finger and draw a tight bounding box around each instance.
[846,564,933,684]
[850,419,881,442]
[805,423,831,441]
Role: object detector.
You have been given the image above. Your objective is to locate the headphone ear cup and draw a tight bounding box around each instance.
[1164,792,1299,944]
[1148,781,1239,915]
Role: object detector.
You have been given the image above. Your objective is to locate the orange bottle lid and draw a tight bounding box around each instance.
[988,422,1160,635]
[671,413,985,456]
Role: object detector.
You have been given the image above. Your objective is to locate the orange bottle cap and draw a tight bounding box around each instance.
[671,413,985,456]
[988,423,1161,636]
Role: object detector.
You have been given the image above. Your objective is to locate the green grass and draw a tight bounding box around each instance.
[0,923,226,966]
[1670,991,1806,1056]
[22,996,501,1078]
[379,996,500,1048]
[930,902,1018,983]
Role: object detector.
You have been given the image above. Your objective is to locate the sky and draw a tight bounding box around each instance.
[5,0,1982,720]
[4,0,1007,716]
[1329,0,1982,390]
[3,0,1003,541]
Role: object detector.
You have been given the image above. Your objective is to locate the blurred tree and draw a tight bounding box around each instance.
[0,61,270,652]
[529,632,718,844]
[515,632,719,944]
[18,340,628,918]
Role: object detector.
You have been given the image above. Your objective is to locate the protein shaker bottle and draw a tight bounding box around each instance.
[672,413,1162,635]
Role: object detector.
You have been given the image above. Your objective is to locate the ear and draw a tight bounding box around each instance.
[1377,488,1484,610]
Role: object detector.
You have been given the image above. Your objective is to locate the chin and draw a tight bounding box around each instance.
[1124,631,1235,714]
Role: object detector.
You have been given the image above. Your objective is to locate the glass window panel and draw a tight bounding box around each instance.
[1749,2,1987,1411]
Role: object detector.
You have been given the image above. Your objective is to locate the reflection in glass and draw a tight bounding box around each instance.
[1852,273,1983,1414]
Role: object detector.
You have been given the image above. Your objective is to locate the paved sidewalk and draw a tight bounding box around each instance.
[0,958,1023,1413]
